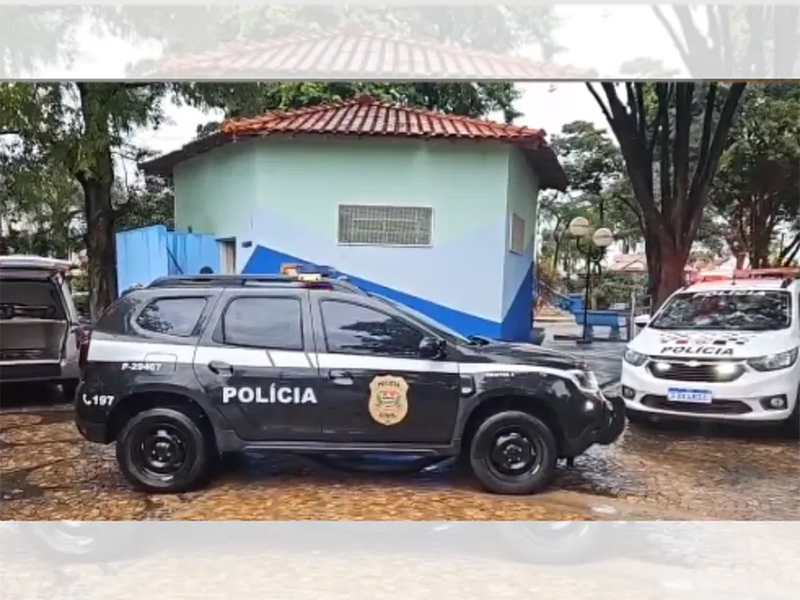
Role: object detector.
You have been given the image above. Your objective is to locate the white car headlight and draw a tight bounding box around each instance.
[623,348,647,367]
[747,347,798,372]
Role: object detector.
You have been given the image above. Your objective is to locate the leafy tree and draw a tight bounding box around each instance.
[706,83,800,268]
[587,82,747,309]
[114,176,175,233]
[0,82,168,320]
[538,120,641,273]
[0,148,83,257]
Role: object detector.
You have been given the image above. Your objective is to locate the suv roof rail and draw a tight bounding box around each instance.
[146,274,367,294]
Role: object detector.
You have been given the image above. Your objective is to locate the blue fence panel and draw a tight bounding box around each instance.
[116,226,169,294]
[116,226,221,295]
[167,231,220,275]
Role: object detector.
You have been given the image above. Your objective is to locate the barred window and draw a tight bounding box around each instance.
[510,213,525,254]
[338,205,433,247]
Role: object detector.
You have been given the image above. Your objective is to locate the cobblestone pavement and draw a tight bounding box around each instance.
[541,321,628,385]
[1,382,797,521]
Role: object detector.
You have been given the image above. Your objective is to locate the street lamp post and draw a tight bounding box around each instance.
[567,217,614,345]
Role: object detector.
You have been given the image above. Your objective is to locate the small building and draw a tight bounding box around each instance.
[142,96,567,341]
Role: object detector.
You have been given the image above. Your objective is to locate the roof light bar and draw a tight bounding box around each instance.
[689,267,799,285]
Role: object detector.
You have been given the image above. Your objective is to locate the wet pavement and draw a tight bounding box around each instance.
[1,383,797,521]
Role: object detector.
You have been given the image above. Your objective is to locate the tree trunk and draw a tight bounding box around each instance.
[643,229,662,312]
[80,172,118,322]
[654,246,687,310]
[749,229,772,268]
[552,223,563,271]
[75,82,119,323]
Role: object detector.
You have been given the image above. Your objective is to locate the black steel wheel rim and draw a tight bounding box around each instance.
[486,427,543,479]
[131,423,190,480]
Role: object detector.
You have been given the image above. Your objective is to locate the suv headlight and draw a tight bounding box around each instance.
[747,348,798,372]
[623,348,647,367]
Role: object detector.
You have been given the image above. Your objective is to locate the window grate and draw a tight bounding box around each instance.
[338,205,433,247]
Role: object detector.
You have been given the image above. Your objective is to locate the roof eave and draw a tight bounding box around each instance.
[521,144,568,193]
[139,128,568,193]
[139,131,234,178]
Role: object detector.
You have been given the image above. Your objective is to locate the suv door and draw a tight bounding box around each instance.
[193,289,322,442]
[310,295,461,445]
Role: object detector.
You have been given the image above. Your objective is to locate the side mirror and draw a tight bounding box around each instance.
[418,336,445,359]
[634,314,651,327]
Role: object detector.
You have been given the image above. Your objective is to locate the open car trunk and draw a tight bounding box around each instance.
[0,275,69,363]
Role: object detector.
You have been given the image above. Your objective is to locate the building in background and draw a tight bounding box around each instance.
[142,96,567,341]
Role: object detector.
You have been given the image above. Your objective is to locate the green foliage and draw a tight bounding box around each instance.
[0,82,170,318]
[538,120,641,273]
[588,82,747,308]
[0,147,83,257]
[114,176,175,233]
[707,83,800,267]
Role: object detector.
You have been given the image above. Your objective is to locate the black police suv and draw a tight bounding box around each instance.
[74,274,625,495]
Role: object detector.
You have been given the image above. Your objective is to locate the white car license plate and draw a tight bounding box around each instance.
[667,388,713,404]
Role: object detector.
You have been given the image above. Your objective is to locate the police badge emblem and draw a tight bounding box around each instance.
[368,375,409,426]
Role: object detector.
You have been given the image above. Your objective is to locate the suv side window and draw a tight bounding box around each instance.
[320,300,423,357]
[221,296,303,350]
[136,297,207,337]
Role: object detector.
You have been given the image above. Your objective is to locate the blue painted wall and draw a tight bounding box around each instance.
[116,225,220,294]
[172,136,540,340]
[501,148,540,340]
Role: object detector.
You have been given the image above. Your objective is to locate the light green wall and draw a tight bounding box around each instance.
[174,142,258,237]
[505,147,540,252]
[501,147,540,314]
[173,136,512,243]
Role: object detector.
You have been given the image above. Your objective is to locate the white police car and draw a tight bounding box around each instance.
[621,269,800,433]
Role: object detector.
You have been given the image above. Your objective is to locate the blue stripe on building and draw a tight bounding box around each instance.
[243,244,534,341]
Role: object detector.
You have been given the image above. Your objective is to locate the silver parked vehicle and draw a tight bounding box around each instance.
[0,255,89,399]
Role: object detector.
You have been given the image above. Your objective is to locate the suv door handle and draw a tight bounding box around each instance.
[208,360,234,375]
[328,369,354,385]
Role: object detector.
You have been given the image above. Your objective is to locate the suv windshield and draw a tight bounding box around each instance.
[369,294,472,344]
[650,289,792,331]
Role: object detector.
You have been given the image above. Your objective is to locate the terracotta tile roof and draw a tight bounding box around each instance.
[222,95,548,142]
[149,31,596,80]
[141,97,568,191]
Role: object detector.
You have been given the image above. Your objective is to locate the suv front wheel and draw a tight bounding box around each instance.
[468,410,558,495]
[116,407,212,493]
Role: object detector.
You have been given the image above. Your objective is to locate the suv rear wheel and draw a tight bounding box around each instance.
[116,407,212,493]
[468,410,557,495]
